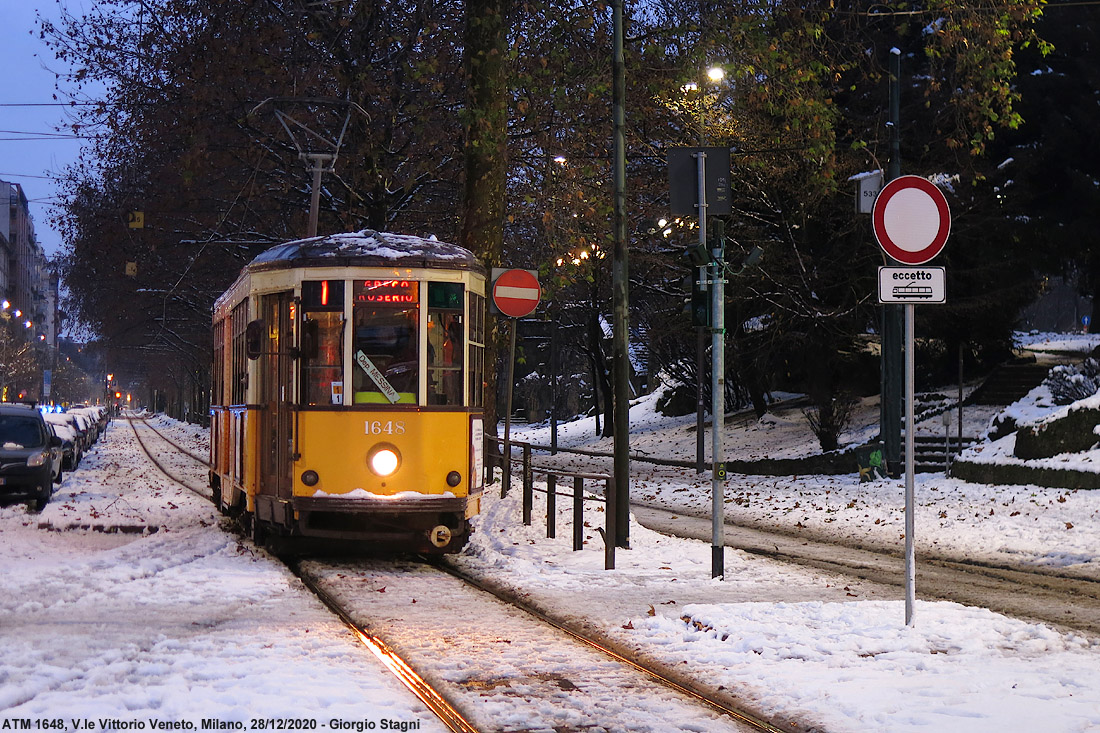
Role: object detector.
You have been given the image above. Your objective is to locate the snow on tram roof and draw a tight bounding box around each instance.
[249,229,480,270]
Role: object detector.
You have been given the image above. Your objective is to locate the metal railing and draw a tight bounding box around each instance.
[486,436,617,569]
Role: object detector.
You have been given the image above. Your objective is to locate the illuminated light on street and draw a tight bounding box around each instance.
[707,66,726,83]
[553,156,567,165]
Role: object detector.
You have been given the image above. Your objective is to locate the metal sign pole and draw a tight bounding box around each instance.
[904,302,916,625]
[502,318,517,497]
[711,220,726,579]
[695,150,725,580]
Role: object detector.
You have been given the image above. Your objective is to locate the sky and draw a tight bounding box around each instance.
[4,332,1100,731]
[0,1,89,257]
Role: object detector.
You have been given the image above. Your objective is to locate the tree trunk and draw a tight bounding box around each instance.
[460,0,510,441]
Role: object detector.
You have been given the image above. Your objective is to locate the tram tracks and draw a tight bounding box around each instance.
[129,417,788,732]
[126,415,212,499]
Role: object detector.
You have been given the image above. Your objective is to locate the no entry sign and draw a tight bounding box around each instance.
[492,268,541,318]
[872,175,951,265]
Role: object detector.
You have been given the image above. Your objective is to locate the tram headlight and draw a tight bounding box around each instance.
[368,444,401,477]
[301,470,320,487]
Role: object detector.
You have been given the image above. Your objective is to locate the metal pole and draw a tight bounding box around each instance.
[550,324,558,455]
[711,218,726,579]
[547,474,557,538]
[605,477,616,569]
[307,160,323,238]
[502,319,517,497]
[573,476,584,551]
[696,150,724,579]
[522,443,533,525]
[696,327,706,473]
[882,48,904,477]
[958,342,964,445]
[905,302,916,626]
[610,0,631,549]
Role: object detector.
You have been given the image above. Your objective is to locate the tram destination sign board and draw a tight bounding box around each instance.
[878,266,946,304]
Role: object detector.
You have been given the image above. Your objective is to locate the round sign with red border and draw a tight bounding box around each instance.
[492,268,541,318]
[872,175,951,265]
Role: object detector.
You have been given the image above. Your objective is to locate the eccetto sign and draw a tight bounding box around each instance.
[877,266,946,304]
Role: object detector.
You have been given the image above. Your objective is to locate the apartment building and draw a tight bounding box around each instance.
[3,179,58,349]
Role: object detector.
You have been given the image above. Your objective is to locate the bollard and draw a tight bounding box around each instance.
[546,473,556,538]
[501,441,510,498]
[604,477,615,570]
[522,443,533,526]
[573,476,584,551]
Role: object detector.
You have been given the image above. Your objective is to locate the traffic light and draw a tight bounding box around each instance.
[684,276,710,328]
[683,242,711,267]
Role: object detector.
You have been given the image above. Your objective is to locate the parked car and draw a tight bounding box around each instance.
[44,412,89,455]
[48,422,81,470]
[0,403,64,511]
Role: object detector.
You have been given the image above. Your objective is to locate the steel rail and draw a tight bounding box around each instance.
[126,417,481,733]
[131,414,211,466]
[125,417,212,499]
[428,558,790,733]
[290,565,482,733]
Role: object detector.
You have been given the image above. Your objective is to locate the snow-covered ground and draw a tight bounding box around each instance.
[3,332,1100,732]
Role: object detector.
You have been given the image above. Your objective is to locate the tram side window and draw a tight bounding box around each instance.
[230,301,250,405]
[301,280,346,406]
[468,291,486,408]
[212,320,225,406]
[352,280,419,404]
[427,282,464,406]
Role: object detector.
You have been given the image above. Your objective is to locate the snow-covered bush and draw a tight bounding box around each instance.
[1044,358,1100,405]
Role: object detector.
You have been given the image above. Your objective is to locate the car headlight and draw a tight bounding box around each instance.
[27,451,48,467]
[368,444,401,477]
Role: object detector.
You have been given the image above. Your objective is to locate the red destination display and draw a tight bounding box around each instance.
[355,280,418,304]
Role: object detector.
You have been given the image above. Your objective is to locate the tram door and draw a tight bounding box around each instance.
[259,291,294,501]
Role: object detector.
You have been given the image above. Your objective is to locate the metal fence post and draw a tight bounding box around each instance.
[522,443,533,526]
[573,476,584,551]
[501,440,511,498]
[604,477,616,570]
[546,473,556,538]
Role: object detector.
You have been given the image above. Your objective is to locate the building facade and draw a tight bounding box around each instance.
[2,179,60,400]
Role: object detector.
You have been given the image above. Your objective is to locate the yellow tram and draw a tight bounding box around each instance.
[209,230,487,552]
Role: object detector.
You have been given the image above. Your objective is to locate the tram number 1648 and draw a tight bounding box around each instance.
[366,420,406,436]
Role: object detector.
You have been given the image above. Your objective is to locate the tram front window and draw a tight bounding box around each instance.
[352,280,419,404]
[301,280,346,406]
[302,311,344,405]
